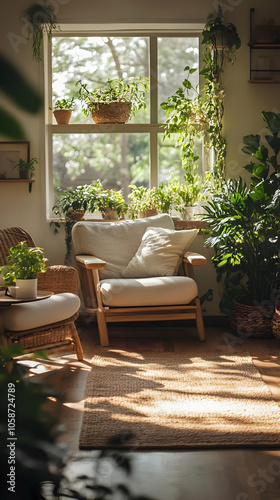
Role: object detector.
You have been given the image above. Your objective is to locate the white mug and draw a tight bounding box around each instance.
[7,286,19,298]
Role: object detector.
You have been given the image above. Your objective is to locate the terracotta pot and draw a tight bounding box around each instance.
[53,109,72,125]
[90,102,131,124]
[101,207,118,220]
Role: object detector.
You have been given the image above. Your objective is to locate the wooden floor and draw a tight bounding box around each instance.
[31,319,280,500]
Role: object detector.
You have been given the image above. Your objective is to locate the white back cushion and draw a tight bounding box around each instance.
[121,227,198,278]
[72,214,174,279]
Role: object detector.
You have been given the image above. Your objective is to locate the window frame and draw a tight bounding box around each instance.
[44,24,204,218]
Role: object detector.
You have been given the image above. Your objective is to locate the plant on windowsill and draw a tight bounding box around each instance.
[23,1,59,63]
[50,181,103,264]
[202,111,280,337]
[95,189,128,220]
[50,98,75,125]
[128,185,162,219]
[11,157,38,179]
[166,169,211,220]
[0,241,47,298]
[76,77,149,124]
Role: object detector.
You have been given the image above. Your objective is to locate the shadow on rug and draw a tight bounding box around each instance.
[79,350,280,449]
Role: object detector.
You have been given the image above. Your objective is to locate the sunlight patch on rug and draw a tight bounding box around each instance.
[79,350,280,449]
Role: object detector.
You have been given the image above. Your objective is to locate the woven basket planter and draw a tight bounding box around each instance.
[90,102,131,124]
[67,209,85,221]
[101,207,118,220]
[272,297,280,341]
[230,298,273,338]
[139,209,159,218]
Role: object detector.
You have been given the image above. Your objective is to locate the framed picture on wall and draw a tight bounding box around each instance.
[0,141,30,179]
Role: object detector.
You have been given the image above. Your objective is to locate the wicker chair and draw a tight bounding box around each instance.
[0,227,83,360]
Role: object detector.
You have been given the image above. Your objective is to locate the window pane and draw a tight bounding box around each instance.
[53,133,150,201]
[158,37,199,123]
[52,37,150,124]
[158,134,203,184]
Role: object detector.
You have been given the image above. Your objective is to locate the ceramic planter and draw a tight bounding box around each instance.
[16,278,38,299]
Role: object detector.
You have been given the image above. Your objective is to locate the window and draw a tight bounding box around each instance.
[45,25,202,216]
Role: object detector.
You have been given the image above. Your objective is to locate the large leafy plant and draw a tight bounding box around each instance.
[77,77,149,118]
[202,111,280,314]
[0,241,47,282]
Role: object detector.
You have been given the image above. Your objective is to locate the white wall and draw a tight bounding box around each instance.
[1,0,279,314]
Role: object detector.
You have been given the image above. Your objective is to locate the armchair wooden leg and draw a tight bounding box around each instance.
[195,297,205,342]
[96,308,109,346]
[69,322,84,360]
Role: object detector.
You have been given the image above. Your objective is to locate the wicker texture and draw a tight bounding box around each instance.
[272,297,280,341]
[230,299,273,338]
[0,227,83,360]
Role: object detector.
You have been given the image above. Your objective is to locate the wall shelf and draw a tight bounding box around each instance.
[0,179,35,193]
[249,9,280,83]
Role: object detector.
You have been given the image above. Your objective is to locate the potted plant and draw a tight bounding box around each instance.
[50,181,103,264]
[50,98,75,125]
[12,157,38,179]
[128,185,161,219]
[95,188,128,220]
[76,77,149,124]
[202,111,280,337]
[166,170,211,220]
[23,2,59,63]
[0,241,47,298]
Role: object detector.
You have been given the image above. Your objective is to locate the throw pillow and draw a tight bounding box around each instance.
[121,226,197,278]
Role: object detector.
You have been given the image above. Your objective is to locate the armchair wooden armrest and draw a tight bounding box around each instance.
[183,252,207,266]
[75,255,107,270]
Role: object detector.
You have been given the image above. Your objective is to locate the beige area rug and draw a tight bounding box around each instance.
[79,350,280,449]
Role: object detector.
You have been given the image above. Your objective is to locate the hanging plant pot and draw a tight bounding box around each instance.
[90,102,131,124]
[53,109,72,125]
[230,298,273,338]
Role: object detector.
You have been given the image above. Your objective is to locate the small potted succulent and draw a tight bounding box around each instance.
[50,98,75,124]
[76,77,149,124]
[12,157,38,179]
[0,241,47,298]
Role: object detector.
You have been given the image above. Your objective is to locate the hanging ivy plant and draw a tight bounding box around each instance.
[23,2,59,63]
[161,6,241,187]
[200,5,241,183]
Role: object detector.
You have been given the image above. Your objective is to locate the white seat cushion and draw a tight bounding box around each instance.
[72,213,175,279]
[2,293,80,331]
[122,227,197,278]
[100,276,198,307]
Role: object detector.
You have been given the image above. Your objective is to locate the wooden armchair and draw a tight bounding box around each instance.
[0,227,83,360]
[72,214,206,346]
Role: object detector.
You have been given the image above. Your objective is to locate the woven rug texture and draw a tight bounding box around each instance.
[79,350,280,449]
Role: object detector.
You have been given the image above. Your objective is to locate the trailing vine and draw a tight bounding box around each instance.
[200,6,241,183]
[23,2,59,63]
[161,6,240,187]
